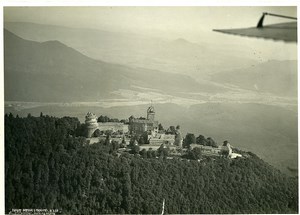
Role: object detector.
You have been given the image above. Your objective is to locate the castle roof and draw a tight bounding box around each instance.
[131,119,158,124]
[147,105,155,113]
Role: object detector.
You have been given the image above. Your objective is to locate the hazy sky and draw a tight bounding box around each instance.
[4,6,297,60]
[4,7,296,34]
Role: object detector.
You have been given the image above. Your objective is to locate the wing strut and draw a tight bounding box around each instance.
[257,12,297,28]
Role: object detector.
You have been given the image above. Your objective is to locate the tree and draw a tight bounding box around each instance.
[157,144,169,158]
[128,115,135,122]
[130,135,139,146]
[120,137,127,148]
[196,135,207,146]
[132,144,140,154]
[75,123,87,137]
[158,124,164,131]
[166,126,176,134]
[138,132,149,145]
[206,137,218,148]
[169,126,176,134]
[105,134,111,145]
[184,133,196,148]
[110,141,119,153]
[105,130,113,136]
[139,149,147,158]
[187,147,202,160]
[93,129,102,137]
[98,115,111,123]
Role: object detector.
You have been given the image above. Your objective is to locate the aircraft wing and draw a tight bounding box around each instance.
[213,13,297,43]
[213,22,297,42]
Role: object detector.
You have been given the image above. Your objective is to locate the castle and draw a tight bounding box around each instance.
[85,105,183,147]
[85,105,159,138]
[128,105,159,135]
[85,106,241,159]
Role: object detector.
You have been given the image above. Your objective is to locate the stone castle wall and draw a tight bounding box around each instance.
[97,122,129,133]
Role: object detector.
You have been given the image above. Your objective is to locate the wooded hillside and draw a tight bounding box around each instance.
[5,114,298,214]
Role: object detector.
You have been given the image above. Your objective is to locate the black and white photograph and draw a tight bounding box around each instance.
[2,4,298,214]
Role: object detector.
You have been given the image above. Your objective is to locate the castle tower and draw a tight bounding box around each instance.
[85,112,98,138]
[222,141,233,158]
[174,125,183,147]
[147,105,155,121]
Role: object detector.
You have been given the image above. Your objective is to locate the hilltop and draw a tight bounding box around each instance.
[5,114,298,214]
[5,101,298,176]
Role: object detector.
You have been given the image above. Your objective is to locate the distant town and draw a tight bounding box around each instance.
[85,105,242,159]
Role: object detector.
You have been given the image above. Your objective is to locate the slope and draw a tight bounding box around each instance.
[4,22,256,77]
[5,114,298,213]
[4,29,222,102]
[4,102,298,176]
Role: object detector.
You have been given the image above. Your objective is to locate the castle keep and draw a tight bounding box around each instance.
[128,105,159,135]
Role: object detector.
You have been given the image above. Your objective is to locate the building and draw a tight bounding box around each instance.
[128,105,159,135]
[98,122,128,133]
[85,105,159,138]
[85,112,129,138]
[139,142,178,152]
[190,144,222,156]
[85,112,99,138]
[174,125,183,147]
[148,133,175,145]
[222,141,242,159]
[190,141,242,159]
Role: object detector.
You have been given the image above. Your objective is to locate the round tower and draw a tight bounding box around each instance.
[147,105,155,121]
[85,112,98,138]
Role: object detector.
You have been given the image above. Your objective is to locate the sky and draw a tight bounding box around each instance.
[4,7,296,29]
[4,6,297,35]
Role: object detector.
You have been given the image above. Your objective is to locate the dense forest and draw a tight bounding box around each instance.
[5,114,298,214]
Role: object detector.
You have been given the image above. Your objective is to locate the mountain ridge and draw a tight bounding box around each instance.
[4,29,224,102]
[4,21,257,77]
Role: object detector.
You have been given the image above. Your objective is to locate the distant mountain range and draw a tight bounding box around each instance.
[4,22,297,100]
[4,29,224,102]
[4,22,257,78]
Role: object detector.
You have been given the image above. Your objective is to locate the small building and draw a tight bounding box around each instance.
[190,144,222,156]
[190,141,242,159]
[148,133,175,145]
[139,145,161,151]
[230,153,242,159]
